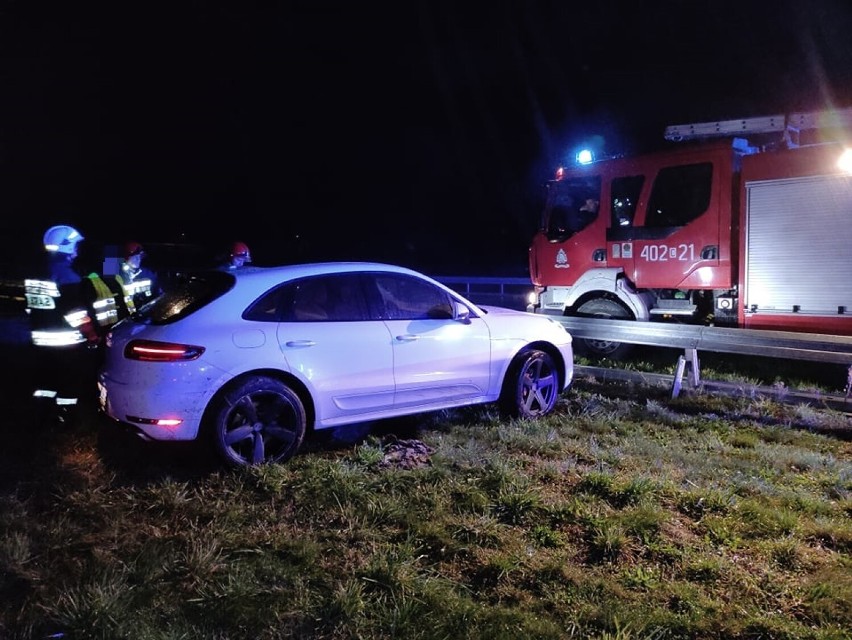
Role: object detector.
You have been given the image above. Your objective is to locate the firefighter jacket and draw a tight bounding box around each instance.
[25,254,100,347]
[84,272,122,335]
[115,261,159,315]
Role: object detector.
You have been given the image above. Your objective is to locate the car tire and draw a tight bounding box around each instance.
[500,349,559,419]
[210,376,307,467]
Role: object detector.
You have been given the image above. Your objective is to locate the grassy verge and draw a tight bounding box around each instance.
[1,374,850,639]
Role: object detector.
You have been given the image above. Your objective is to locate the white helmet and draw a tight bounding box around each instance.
[43,225,84,254]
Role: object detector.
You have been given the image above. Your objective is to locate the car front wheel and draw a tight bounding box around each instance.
[500,349,560,418]
[210,376,307,467]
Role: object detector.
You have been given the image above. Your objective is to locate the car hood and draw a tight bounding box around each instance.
[477,305,571,343]
[477,305,535,317]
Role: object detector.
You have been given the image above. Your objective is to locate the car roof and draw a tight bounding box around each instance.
[231,262,427,286]
[215,262,446,309]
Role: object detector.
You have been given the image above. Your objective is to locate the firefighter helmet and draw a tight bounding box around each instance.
[230,241,251,263]
[123,241,145,260]
[43,225,84,254]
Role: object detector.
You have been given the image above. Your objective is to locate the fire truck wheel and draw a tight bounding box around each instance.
[573,296,635,360]
[499,348,560,419]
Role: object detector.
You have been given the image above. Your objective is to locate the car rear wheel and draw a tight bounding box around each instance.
[500,349,559,418]
[210,376,307,467]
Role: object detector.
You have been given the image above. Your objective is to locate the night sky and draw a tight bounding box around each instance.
[3,1,852,276]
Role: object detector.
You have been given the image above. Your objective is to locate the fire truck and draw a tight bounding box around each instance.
[527,108,852,358]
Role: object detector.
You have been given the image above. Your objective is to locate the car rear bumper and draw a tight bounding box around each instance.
[97,372,206,441]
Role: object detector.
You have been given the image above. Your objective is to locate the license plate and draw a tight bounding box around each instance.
[26,293,56,310]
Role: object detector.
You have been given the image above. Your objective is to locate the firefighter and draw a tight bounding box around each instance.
[25,225,103,425]
[580,197,599,215]
[577,197,599,224]
[115,241,161,316]
[220,241,252,270]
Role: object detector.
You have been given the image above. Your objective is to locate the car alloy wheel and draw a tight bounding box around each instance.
[211,376,307,467]
[501,349,559,418]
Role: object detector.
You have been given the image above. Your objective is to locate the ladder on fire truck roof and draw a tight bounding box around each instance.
[664,106,852,143]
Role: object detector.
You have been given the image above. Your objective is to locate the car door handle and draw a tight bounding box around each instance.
[285,340,316,347]
[395,334,420,342]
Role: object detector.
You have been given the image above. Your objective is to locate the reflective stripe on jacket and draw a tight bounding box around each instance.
[86,272,121,331]
[25,277,90,346]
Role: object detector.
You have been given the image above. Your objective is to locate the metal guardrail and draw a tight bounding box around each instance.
[435,276,532,310]
[552,316,852,366]
[553,316,852,402]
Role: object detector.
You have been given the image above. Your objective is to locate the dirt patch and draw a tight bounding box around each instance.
[379,437,434,470]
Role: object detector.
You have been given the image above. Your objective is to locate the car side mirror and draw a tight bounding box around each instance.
[454,301,471,324]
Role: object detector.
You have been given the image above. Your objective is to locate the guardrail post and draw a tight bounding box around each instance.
[672,348,700,398]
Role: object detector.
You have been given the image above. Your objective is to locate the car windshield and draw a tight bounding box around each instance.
[131,270,235,325]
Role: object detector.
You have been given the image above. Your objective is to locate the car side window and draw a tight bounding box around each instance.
[321,274,370,321]
[291,279,330,321]
[371,273,454,320]
[243,287,281,321]
[246,274,371,323]
[244,273,453,322]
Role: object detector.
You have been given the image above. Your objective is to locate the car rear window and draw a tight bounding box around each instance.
[130,270,235,325]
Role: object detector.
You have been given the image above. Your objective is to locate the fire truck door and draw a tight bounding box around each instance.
[626,162,725,289]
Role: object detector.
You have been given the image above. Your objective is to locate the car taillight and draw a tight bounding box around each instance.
[124,339,205,362]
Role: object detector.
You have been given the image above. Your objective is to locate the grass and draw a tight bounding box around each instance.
[0,361,850,639]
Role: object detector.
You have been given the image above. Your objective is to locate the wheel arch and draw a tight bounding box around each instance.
[200,368,317,434]
[563,268,652,321]
[502,341,568,392]
[568,290,636,320]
